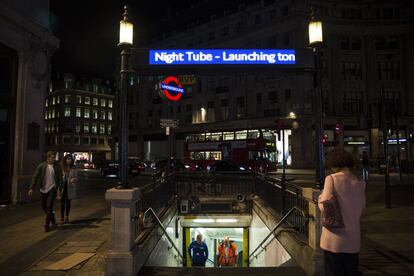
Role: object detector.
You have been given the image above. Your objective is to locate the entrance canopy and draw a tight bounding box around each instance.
[133,48,314,75]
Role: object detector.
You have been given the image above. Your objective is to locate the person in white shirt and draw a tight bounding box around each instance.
[29,151,63,232]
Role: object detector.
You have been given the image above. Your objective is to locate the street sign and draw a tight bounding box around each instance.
[160,119,179,128]
[149,49,296,65]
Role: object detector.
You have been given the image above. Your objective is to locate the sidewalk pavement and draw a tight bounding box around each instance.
[359,174,414,275]
[0,194,111,275]
[1,172,413,275]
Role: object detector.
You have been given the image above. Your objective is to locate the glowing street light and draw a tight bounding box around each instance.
[117,5,134,189]
[309,7,325,188]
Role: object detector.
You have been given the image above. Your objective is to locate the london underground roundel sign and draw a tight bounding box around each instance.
[160,76,184,101]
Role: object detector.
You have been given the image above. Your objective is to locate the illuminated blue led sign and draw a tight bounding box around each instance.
[149,49,296,65]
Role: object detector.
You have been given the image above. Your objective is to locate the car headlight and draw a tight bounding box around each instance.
[239,166,246,171]
[184,165,190,169]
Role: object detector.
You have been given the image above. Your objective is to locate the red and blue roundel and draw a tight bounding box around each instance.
[160,76,184,101]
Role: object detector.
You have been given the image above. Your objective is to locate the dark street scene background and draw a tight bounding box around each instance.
[1,0,414,275]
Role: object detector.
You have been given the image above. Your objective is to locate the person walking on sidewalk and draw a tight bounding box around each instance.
[28,150,63,232]
[60,154,78,224]
[318,149,366,276]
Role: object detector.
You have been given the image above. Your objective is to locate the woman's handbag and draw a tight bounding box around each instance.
[67,169,77,200]
[320,175,345,229]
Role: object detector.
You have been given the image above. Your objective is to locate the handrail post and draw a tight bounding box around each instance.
[142,207,183,262]
[302,187,324,275]
[105,187,141,276]
[302,187,322,250]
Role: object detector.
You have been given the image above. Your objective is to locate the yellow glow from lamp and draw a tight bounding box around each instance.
[119,20,133,45]
[308,21,323,45]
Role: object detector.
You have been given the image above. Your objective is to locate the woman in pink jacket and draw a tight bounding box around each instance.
[318,149,366,276]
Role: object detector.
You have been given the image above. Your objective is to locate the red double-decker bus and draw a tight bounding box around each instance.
[184,129,277,173]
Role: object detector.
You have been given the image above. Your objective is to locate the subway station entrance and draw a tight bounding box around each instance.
[105,48,320,275]
[105,171,318,275]
[182,215,251,268]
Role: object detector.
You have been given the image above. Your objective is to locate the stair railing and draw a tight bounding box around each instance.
[248,206,312,261]
[141,207,183,263]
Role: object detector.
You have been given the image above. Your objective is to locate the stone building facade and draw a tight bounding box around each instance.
[0,0,59,204]
[46,74,116,164]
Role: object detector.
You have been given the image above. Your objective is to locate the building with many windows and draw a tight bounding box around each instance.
[128,0,414,169]
[45,74,116,163]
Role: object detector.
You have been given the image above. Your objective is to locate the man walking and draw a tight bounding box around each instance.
[28,150,63,232]
[188,234,208,267]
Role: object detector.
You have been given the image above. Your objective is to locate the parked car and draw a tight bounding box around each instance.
[101,163,119,177]
[83,161,96,169]
[128,159,147,175]
[75,160,95,169]
[182,160,201,171]
[207,160,244,172]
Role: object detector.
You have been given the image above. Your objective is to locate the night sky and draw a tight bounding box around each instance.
[50,0,246,79]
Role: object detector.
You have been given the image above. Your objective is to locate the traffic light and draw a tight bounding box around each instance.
[334,121,342,145]
[335,122,342,135]
[322,133,328,146]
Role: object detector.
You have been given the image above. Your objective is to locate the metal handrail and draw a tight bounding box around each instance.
[248,206,311,261]
[139,207,183,262]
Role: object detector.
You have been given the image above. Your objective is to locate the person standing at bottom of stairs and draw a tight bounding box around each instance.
[188,234,209,267]
[217,236,238,267]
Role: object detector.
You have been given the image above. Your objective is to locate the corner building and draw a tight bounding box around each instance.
[0,0,59,204]
[46,74,116,163]
[128,0,414,169]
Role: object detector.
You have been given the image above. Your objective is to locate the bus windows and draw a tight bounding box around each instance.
[235,130,247,140]
[247,130,260,139]
[190,151,222,161]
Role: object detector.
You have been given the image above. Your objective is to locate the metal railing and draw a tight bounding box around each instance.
[134,171,311,245]
[138,207,183,263]
[255,175,310,238]
[135,173,176,243]
[249,206,312,261]
[174,171,256,198]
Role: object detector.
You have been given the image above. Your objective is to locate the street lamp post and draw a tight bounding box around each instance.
[117,5,133,189]
[278,112,296,215]
[309,8,325,188]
